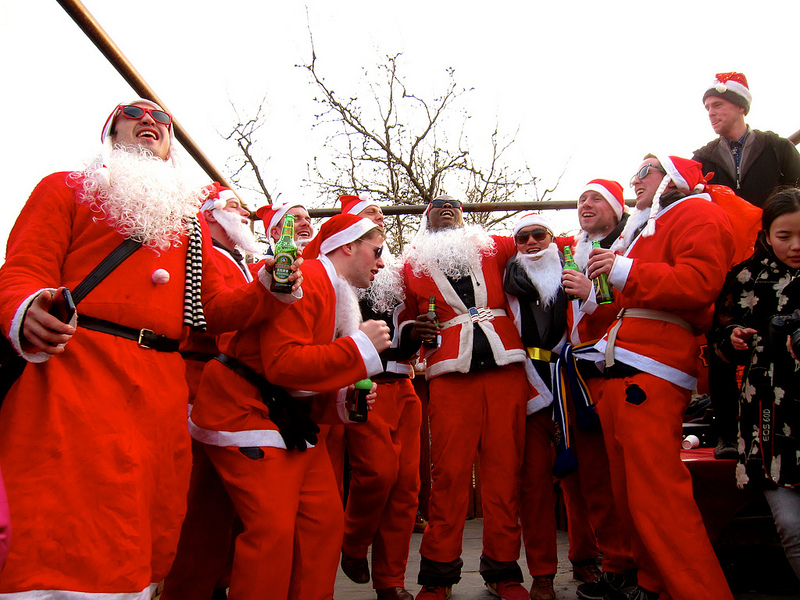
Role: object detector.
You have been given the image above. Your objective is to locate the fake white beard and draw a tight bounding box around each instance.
[514,243,563,308]
[78,148,204,251]
[355,247,405,314]
[334,274,363,338]
[211,208,261,254]
[613,207,651,253]
[404,224,496,280]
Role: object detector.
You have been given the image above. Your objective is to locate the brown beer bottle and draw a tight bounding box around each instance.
[591,241,614,304]
[422,296,440,349]
[271,214,297,294]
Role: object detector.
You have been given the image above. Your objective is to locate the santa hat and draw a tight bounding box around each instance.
[302,214,377,259]
[340,194,379,215]
[513,212,554,237]
[580,179,625,220]
[642,155,708,237]
[703,72,751,115]
[200,182,237,212]
[256,201,305,234]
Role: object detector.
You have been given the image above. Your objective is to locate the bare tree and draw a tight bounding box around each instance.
[302,40,550,253]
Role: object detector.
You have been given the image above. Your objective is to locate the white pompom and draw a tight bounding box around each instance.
[152,269,170,285]
[715,83,727,93]
[213,198,226,210]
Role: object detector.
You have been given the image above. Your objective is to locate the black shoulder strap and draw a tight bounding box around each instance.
[71,238,143,305]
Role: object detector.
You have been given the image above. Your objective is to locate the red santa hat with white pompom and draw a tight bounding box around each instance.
[339,194,379,215]
[642,155,708,237]
[302,214,378,259]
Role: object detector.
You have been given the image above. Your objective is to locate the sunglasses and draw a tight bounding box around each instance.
[361,239,384,259]
[629,164,666,187]
[430,199,463,209]
[119,104,172,126]
[514,228,551,245]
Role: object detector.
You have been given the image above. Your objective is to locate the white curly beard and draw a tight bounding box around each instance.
[211,208,261,255]
[356,247,405,314]
[404,224,496,280]
[77,147,205,252]
[514,244,563,308]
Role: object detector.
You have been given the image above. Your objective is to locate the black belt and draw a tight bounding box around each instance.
[78,316,180,352]
[180,351,217,362]
[215,353,266,389]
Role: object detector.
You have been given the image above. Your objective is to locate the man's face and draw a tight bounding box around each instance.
[578,191,618,236]
[348,232,386,289]
[358,205,384,228]
[704,96,746,138]
[514,226,553,259]
[630,159,666,210]
[427,199,464,231]
[271,206,313,242]
[111,102,171,160]
[221,197,250,225]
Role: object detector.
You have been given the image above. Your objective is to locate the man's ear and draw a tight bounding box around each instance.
[203,209,218,224]
[269,225,280,240]
[341,242,356,257]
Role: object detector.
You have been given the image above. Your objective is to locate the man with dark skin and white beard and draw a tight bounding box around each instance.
[397,195,530,600]
[0,99,302,598]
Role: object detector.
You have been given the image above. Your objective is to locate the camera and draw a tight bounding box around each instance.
[768,309,800,359]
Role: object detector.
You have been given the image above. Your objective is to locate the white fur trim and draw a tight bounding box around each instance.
[593,340,697,390]
[346,198,378,215]
[350,329,384,377]
[268,203,301,234]
[0,585,154,599]
[513,212,554,236]
[188,417,293,449]
[10,290,53,363]
[608,255,632,291]
[320,218,376,255]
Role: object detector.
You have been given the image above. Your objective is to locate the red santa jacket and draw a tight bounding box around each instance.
[596,194,735,389]
[397,234,526,379]
[189,255,384,449]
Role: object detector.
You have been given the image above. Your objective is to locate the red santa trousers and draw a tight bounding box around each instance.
[595,373,733,600]
[205,441,343,600]
[161,439,236,600]
[421,363,527,564]
[520,408,559,576]
[569,377,636,575]
[560,464,600,567]
[343,378,422,589]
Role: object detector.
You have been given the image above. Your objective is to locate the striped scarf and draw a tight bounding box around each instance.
[183,216,207,332]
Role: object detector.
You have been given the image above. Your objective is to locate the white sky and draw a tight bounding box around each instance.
[2,0,800,254]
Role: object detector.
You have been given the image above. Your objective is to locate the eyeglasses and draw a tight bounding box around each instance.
[629,164,666,187]
[119,104,172,126]
[514,228,551,245]
[430,199,463,209]
[361,239,384,259]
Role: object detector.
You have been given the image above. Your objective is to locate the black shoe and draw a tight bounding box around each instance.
[604,585,658,600]
[713,437,738,460]
[341,550,370,584]
[577,571,636,600]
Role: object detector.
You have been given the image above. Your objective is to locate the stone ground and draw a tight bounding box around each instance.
[333,518,800,600]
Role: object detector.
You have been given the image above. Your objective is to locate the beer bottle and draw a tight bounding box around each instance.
[349,378,373,423]
[422,296,440,349]
[562,246,581,301]
[271,214,297,294]
[591,241,614,304]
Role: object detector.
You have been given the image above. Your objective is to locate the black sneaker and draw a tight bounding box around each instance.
[576,571,635,600]
[713,437,738,460]
[604,585,658,600]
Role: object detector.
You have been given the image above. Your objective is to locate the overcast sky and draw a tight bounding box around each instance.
[2,0,800,254]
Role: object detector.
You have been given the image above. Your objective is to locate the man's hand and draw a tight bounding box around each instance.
[360,319,391,353]
[562,270,593,301]
[409,313,439,343]
[263,255,304,292]
[731,327,757,351]
[21,288,75,355]
[587,247,616,280]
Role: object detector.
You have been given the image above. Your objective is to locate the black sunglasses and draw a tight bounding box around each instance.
[362,240,384,259]
[514,228,551,244]
[120,104,172,126]
[629,164,666,187]
[430,199,463,209]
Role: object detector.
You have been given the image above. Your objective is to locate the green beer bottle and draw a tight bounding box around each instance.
[591,241,614,304]
[271,214,297,294]
[422,296,440,349]
[349,378,373,423]
[562,245,581,301]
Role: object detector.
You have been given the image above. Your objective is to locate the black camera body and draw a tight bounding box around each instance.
[768,309,800,359]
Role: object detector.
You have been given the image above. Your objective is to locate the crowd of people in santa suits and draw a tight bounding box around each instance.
[1,72,800,600]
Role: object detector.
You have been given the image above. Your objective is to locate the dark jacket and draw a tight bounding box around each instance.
[694,129,800,208]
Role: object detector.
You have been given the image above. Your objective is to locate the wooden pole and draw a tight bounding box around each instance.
[55,0,231,189]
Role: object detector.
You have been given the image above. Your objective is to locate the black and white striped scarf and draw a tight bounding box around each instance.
[183,216,207,332]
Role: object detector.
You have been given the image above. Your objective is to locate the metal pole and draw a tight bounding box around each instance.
[55,0,231,189]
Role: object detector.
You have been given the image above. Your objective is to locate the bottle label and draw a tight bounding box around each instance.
[273,252,293,283]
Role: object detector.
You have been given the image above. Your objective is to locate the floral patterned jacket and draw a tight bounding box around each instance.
[711,244,800,489]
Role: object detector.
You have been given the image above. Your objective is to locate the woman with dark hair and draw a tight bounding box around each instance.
[711,187,800,579]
